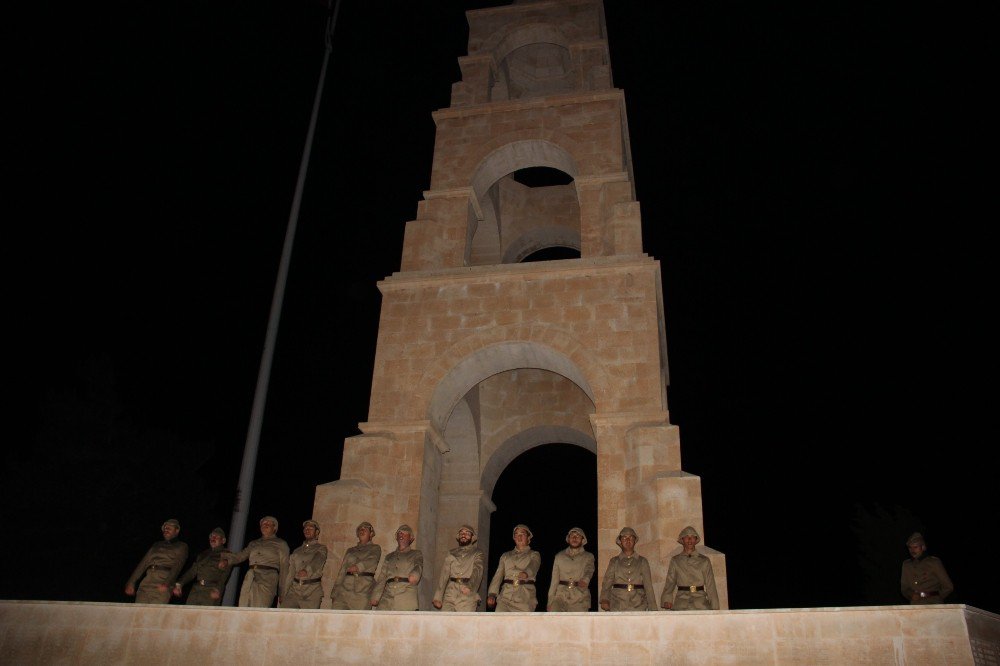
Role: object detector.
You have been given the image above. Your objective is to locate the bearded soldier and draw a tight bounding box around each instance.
[125,518,188,604]
[901,532,953,604]
[221,515,289,608]
[330,521,381,610]
[487,524,541,612]
[371,525,423,611]
[433,525,485,611]
[547,527,594,612]
[280,519,327,609]
[660,526,720,610]
[599,527,657,611]
[172,527,231,605]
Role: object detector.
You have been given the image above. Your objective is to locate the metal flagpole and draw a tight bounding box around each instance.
[223,0,341,607]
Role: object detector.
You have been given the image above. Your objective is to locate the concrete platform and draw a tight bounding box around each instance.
[1,600,998,664]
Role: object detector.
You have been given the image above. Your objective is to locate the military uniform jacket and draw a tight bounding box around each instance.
[331,542,382,606]
[176,545,232,598]
[901,553,953,603]
[599,553,657,611]
[372,548,423,610]
[127,538,188,590]
[548,547,595,610]
[661,550,720,610]
[227,536,290,600]
[433,543,485,606]
[488,547,541,611]
[284,539,327,599]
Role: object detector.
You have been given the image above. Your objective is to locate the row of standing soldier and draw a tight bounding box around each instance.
[128,519,953,610]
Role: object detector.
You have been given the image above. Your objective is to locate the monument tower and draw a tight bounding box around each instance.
[314,0,727,609]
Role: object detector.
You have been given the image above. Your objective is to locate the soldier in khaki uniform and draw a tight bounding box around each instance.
[599,527,657,611]
[547,527,594,612]
[330,521,381,610]
[660,526,720,610]
[172,527,232,605]
[432,525,485,611]
[280,519,328,609]
[487,524,541,612]
[901,532,953,604]
[371,525,423,611]
[125,518,189,604]
[221,515,289,608]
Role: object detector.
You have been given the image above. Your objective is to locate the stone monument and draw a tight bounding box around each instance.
[313,0,728,609]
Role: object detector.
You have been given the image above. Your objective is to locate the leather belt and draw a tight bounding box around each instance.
[351,572,375,577]
[250,564,279,571]
[612,583,644,591]
[388,576,411,583]
[449,577,471,583]
[503,579,535,587]
[918,591,939,598]
[294,577,322,584]
[678,585,705,592]
[558,580,583,588]
[147,564,173,571]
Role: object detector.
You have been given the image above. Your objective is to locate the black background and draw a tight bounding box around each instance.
[5,1,994,612]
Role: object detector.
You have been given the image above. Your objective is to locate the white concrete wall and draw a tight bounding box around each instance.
[2,601,997,665]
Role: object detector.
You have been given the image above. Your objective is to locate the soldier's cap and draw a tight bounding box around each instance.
[396,524,414,536]
[616,527,638,547]
[512,524,533,540]
[678,526,701,544]
[162,519,180,530]
[357,521,375,537]
[457,524,477,543]
[260,516,279,530]
[210,527,226,539]
[302,519,320,531]
[566,527,588,546]
[906,532,926,546]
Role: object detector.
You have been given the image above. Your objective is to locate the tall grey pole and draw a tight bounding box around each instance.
[223,0,341,607]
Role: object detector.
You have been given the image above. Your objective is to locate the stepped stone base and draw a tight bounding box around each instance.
[2,601,998,664]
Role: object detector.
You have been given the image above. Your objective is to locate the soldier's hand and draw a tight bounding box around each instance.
[487,595,497,608]
[210,589,221,600]
[171,584,182,597]
[600,600,610,611]
[124,584,135,596]
[370,599,379,607]
[517,571,527,580]
[298,569,308,578]
[662,601,673,610]
[460,586,471,595]
[408,573,419,585]
[346,565,359,574]
[218,560,227,570]
[432,600,442,609]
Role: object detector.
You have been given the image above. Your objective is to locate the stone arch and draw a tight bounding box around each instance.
[470,136,580,205]
[415,324,612,432]
[484,21,571,64]
[481,424,596,498]
[502,225,582,264]
[484,23,574,101]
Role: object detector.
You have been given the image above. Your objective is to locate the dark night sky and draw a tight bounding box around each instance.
[5,1,995,613]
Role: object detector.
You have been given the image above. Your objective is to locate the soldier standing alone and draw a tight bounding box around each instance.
[901,532,953,604]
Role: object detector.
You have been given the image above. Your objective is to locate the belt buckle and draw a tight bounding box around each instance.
[199,579,206,586]
[568,581,576,588]
[920,591,927,598]
[351,571,358,577]
[626,583,634,592]
[689,585,698,593]
[513,579,520,587]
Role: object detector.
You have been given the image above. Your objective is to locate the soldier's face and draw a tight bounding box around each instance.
[457,529,473,545]
[568,532,584,548]
[619,534,636,552]
[908,542,926,558]
[396,531,414,550]
[162,524,179,540]
[513,529,530,548]
[357,527,372,544]
[680,535,699,550]
[208,533,226,547]
[260,521,277,537]
[303,525,317,540]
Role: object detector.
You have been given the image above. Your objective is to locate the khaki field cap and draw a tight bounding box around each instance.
[457,524,477,543]
[512,524,533,540]
[396,524,414,536]
[162,519,180,530]
[677,526,700,544]
[260,516,279,530]
[566,527,588,545]
[357,521,375,537]
[302,519,320,531]
[906,532,926,547]
[210,527,226,538]
[616,527,638,547]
